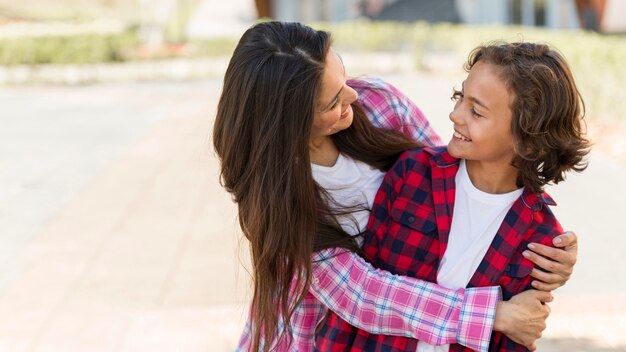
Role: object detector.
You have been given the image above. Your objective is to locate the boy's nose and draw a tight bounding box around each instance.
[449,106,460,123]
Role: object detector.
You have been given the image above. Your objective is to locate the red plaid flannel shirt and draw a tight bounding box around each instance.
[316,147,563,352]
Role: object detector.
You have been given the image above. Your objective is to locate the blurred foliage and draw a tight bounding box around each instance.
[163,0,202,43]
[0,31,139,64]
[189,38,238,57]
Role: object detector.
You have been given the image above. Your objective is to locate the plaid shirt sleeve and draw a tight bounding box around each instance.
[235,310,256,352]
[236,291,326,352]
[236,248,501,352]
[310,248,502,352]
[349,77,444,147]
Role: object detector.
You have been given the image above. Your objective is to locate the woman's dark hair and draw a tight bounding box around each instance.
[213,21,420,351]
[466,42,590,194]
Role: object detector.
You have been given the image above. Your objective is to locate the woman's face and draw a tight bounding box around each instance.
[310,49,359,141]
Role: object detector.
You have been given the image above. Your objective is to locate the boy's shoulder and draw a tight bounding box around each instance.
[391,147,460,183]
[521,190,563,245]
[399,146,458,166]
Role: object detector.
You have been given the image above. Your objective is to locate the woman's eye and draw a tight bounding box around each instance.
[451,90,463,101]
[471,108,482,118]
[330,100,339,109]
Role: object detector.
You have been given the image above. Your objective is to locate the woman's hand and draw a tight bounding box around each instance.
[523,231,578,291]
[494,290,553,351]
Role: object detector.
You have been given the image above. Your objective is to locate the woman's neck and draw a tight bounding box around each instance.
[465,159,520,194]
[309,136,340,167]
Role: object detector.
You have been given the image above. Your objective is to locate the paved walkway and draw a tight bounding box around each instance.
[1,73,625,351]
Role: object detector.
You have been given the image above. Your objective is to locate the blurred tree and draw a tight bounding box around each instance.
[255,0,271,18]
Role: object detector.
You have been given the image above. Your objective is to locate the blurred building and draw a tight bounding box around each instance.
[183,0,624,39]
[257,0,626,33]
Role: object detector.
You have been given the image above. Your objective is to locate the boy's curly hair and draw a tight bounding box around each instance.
[466,42,591,194]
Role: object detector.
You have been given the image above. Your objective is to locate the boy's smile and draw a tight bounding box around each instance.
[453,130,471,142]
[448,60,516,168]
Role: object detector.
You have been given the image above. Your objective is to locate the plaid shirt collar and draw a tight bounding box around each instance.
[427,148,557,212]
[426,147,556,288]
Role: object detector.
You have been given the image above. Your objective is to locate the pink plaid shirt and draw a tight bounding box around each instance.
[236,78,501,352]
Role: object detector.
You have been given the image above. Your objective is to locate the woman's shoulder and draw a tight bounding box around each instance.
[348,76,414,125]
[348,77,403,98]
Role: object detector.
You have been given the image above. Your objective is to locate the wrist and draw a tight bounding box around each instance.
[493,301,510,334]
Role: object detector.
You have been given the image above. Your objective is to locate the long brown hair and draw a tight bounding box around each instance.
[466,42,590,194]
[213,22,420,351]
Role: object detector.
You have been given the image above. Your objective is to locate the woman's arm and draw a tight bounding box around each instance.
[237,251,500,352]
[309,247,500,352]
[236,291,325,352]
[349,77,443,147]
[351,77,578,291]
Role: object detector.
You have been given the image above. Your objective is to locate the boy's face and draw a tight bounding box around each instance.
[447,60,516,166]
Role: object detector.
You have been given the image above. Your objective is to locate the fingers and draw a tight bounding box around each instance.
[525,289,554,303]
[533,289,554,303]
[552,231,577,248]
[530,279,561,292]
[530,267,565,285]
[544,303,551,315]
[523,340,537,351]
[523,249,571,277]
[527,243,575,266]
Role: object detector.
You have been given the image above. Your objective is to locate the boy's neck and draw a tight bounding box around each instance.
[465,159,520,194]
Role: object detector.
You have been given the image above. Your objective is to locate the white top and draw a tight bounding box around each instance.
[419,160,523,352]
[311,153,385,242]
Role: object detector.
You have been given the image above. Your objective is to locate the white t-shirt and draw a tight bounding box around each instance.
[419,160,523,352]
[311,153,385,241]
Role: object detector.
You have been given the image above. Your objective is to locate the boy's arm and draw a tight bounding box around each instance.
[494,209,563,351]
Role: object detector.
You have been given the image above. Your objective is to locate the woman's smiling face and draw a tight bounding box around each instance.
[310,49,359,142]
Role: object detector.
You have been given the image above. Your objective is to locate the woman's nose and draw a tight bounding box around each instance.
[345,85,358,104]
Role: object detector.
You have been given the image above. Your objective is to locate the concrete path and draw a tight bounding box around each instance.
[1,73,625,351]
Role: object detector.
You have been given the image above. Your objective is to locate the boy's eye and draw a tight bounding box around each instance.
[451,90,463,101]
[471,108,482,118]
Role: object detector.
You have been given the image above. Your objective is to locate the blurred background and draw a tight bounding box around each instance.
[1,0,625,351]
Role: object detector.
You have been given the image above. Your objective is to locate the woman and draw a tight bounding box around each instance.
[213,22,577,352]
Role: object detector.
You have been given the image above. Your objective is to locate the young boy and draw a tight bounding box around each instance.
[316,42,590,351]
